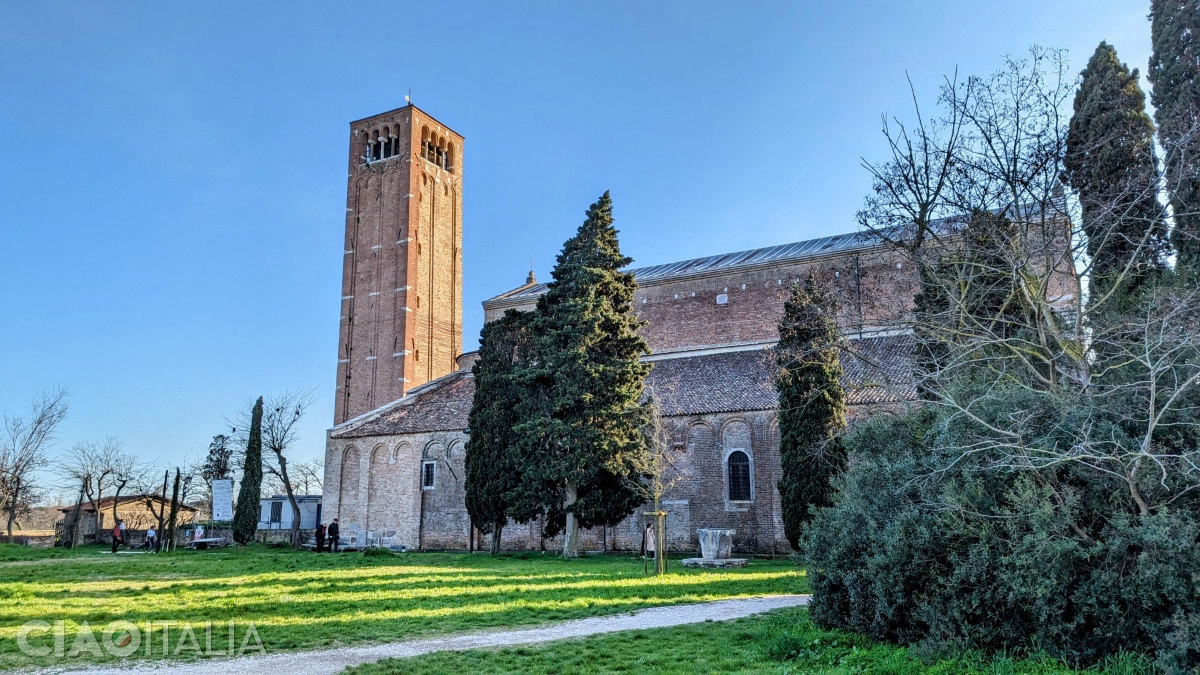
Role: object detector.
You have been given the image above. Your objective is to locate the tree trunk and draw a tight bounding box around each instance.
[156,470,168,552]
[491,522,503,554]
[68,483,86,548]
[111,480,127,528]
[562,483,579,558]
[84,481,102,542]
[6,476,20,544]
[165,469,181,553]
[276,455,303,550]
[654,494,667,576]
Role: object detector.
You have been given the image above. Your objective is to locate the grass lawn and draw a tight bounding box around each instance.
[0,544,805,670]
[348,607,1156,675]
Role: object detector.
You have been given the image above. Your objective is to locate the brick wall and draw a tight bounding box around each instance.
[334,105,463,425]
[484,246,919,354]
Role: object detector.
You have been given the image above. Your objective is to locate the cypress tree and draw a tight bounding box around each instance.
[911,262,950,401]
[164,468,181,552]
[774,273,847,550]
[510,192,652,558]
[1065,42,1169,303]
[1149,0,1200,276]
[912,211,1026,396]
[232,396,263,546]
[464,309,530,554]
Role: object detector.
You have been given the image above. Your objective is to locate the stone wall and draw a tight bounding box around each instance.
[321,404,927,554]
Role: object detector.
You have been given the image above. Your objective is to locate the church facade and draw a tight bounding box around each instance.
[322,104,917,554]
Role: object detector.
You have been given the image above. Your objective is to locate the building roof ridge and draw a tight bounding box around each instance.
[484,228,883,306]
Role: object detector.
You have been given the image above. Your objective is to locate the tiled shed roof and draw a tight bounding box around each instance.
[486,230,881,305]
[330,335,914,439]
[331,372,474,439]
[648,334,915,416]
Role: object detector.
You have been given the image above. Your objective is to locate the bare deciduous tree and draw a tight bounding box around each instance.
[637,382,690,575]
[59,436,133,533]
[232,390,316,548]
[1,388,69,542]
[859,47,1200,518]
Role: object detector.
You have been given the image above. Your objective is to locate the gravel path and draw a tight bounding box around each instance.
[51,594,809,675]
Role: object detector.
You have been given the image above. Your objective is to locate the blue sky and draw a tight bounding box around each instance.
[0,1,1153,485]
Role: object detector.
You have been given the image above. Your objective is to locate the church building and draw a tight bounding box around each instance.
[322,104,917,554]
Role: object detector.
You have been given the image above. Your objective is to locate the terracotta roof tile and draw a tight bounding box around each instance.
[331,372,475,439]
[647,334,915,416]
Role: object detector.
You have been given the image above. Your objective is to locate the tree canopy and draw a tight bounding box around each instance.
[774,274,847,550]
[509,192,652,557]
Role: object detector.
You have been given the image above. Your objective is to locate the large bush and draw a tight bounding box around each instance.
[805,409,1200,670]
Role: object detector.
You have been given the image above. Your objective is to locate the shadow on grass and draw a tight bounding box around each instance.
[0,546,805,671]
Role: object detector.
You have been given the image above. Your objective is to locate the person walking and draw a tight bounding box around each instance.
[328,518,340,553]
[118,520,126,546]
[315,523,326,553]
[146,525,157,552]
[111,522,122,553]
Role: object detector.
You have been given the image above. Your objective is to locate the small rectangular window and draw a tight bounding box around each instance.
[269,502,283,523]
[422,461,436,490]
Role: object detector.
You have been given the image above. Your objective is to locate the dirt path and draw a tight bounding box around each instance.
[49,594,810,675]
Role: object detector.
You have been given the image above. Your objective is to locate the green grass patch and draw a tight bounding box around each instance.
[347,608,1156,675]
[0,544,804,670]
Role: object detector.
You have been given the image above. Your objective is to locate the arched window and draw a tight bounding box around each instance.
[727,450,751,501]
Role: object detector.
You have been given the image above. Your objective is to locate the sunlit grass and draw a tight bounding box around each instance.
[349,608,1124,675]
[0,544,804,670]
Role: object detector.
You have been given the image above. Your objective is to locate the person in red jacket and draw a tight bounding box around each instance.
[111,522,122,553]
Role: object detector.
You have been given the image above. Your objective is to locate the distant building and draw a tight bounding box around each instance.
[59,495,198,545]
[257,495,322,531]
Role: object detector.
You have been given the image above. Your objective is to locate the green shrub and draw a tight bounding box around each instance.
[804,410,1200,671]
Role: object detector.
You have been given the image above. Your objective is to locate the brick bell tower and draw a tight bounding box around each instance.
[334,104,464,424]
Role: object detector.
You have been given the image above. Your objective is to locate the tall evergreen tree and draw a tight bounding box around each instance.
[232,397,263,546]
[1149,0,1200,276]
[913,211,1028,396]
[510,192,651,558]
[911,262,950,401]
[774,274,847,550]
[164,468,181,552]
[202,434,233,482]
[465,309,530,554]
[1065,42,1169,303]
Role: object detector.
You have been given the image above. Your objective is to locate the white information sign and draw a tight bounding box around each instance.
[211,479,234,521]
